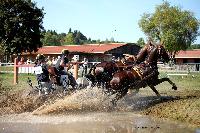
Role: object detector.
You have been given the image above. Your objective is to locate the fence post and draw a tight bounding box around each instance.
[14,58,18,84]
[74,62,78,80]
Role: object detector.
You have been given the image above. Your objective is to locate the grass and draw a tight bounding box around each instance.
[160,72,200,94]
[0,66,14,72]
[0,73,36,93]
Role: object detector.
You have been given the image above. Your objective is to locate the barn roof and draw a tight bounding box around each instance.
[175,49,200,58]
[34,43,128,54]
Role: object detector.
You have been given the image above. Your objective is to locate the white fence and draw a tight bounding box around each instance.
[159,63,200,72]
[18,66,35,74]
[1,62,200,74]
[0,62,101,74]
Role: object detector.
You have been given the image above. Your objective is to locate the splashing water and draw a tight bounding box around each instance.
[32,87,115,115]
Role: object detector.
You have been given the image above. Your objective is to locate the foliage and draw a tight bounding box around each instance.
[188,44,200,49]
[64,32,74,45]
[41,30,65,46]
[73,30,87,45]
[138,1,200,57]
[41,28,119,46]
[137,37,145,47]
[0,0,44,56]
[64,29,87,45]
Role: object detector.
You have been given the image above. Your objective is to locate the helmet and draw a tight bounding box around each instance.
[36,54,45,60]
[61,49,69,55]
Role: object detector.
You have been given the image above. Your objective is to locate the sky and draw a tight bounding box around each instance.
[33,0,200,44]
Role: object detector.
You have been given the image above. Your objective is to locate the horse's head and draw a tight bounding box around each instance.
[157,44,170,63]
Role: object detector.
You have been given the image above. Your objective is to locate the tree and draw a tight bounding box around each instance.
[68,28,72,33]
[42,30,63,46]
[58,32,66,45]
[64,29,87,45]
[189,44,200,49]
[137,37,145,47]
[64,32,74,45]
[0,0,44,57]
[73,30,87,45]
[138,1,200,58]
[104,38,109,43]
[110,37,115,43]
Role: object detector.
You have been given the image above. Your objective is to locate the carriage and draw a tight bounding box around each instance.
[28,51,77,95]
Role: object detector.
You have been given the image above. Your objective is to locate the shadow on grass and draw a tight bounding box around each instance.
[118,94,198,111]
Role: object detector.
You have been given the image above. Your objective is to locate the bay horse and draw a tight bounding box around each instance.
[85,57,135,91]
[110,44,177,105]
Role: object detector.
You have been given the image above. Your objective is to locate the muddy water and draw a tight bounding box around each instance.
[0,112,195,133]
[0,112,197,133]
[0,88,198,133]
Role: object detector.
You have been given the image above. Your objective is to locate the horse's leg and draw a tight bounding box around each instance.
[155,78,177,90]
[149,85,161,97]
[111,89,128,106]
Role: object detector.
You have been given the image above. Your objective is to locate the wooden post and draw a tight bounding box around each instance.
[74,63,78,80]
[14,58,18,84]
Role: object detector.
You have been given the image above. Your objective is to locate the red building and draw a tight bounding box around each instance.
[20,43,141,62]
[175,49,200,64]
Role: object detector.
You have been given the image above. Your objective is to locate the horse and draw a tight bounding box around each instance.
[109,44,177,105]
[85,61,119,89]
[85,57,136,91]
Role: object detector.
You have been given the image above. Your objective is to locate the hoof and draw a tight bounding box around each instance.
[172,86,177,90]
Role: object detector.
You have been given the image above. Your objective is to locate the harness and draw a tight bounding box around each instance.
[132,66,143,79]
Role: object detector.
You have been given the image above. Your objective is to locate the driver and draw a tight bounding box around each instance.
[55,49,71,74]
[55,49,77,93]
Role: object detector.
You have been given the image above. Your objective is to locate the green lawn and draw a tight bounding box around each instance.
[0,73,36,92]
[158,71,200,91]
[0,66,14,72]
